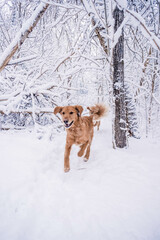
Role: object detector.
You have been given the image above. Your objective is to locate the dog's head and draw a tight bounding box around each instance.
[54,105,83,129]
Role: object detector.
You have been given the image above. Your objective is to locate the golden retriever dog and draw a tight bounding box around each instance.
[54,104,107,172]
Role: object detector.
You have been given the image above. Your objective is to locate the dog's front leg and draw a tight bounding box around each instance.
[64,142,72,172]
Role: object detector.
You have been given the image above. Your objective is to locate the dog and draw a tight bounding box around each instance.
[54,104,107,172]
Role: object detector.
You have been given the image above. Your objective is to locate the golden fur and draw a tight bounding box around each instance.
[54,104,107,172]
[87,103,108,131]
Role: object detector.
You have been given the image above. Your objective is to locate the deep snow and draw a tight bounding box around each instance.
[0,118,160,240]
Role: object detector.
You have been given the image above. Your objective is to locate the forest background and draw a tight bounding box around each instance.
[0,0,160,146]
[1,2,160,239]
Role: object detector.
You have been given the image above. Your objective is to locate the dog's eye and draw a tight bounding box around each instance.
[62,112,65,115]
[70,112,73,115]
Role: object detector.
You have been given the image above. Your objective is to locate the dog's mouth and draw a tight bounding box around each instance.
[64,121,74,128]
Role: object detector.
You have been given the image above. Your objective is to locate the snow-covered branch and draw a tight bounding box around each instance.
[8,55,37,65]
[0,108,54,115]
[126,80,160,105]
[113,0,160,51]
[0,3,49,72]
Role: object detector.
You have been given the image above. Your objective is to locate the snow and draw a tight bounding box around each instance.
[0,3,48,68]
[126,10,160,51]
[8,55,37,65]
[0,117,160,240]
[115,0,127,9]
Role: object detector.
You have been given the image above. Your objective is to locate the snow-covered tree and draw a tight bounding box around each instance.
[0,0,160,145]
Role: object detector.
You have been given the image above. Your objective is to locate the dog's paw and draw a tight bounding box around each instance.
[78,151,83,157]
[64,167,70,173]
[83,157,88,162]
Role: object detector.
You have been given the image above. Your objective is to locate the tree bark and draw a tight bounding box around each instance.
[0,3,49,72]
[113,6,127,148]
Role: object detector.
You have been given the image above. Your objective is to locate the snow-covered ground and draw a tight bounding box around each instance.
[0,118,160,240]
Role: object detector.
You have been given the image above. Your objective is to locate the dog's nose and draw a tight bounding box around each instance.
[64,120,68,124]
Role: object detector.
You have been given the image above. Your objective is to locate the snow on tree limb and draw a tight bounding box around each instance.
[8,55,37,65]
[81,0,111,40]
[0,81,86,103]
[126,80,160,105]
[42,0,83,10]
[113,0,160,51]
[81,0,160,51]
[0,108,54,115]
[0,3,49,72]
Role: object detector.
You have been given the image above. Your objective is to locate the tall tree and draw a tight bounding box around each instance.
[113,6,127,148]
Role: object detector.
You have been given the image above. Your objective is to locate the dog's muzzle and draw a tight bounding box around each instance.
[64,120,74,128]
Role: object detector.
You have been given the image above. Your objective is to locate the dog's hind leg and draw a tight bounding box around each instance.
[84,132,93,161]
[78,141,88,157]
[97,121,100,131]
[83,144,91,161]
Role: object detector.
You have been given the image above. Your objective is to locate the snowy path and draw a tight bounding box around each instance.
[0,119,160,240]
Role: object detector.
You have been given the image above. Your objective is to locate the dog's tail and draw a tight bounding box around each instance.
[87,103,108,121]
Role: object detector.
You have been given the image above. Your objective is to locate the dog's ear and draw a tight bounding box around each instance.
[54,106,63,115]
[75,105,83,116]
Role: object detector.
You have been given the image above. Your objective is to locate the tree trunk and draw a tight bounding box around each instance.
[113,6,127,148]
[0,3,49,73]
